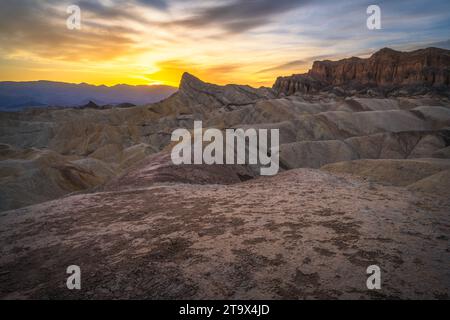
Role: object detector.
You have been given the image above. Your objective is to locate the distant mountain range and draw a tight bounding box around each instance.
[0,81,178,111]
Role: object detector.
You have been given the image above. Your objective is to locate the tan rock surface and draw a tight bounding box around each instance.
[0,168,448,299]
[1,65,450,300]
[321,158,450,191]
[1,72,450,211]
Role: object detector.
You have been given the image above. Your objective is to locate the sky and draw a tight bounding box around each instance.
[0,0,449,88]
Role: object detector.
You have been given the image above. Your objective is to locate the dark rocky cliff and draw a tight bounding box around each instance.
[273,47,450,96]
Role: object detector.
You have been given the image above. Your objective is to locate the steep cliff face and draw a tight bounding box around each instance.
[310,47,450,86]
[274,47,450,96]
[272,74,324,96]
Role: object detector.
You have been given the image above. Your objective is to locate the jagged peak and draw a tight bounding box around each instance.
[81,100,100,108]
[375,47,398,53]
[370,47,401,59]
[180,72,201,82]
[179,72,206,90]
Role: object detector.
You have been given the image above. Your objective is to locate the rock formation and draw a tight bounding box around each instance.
[1,48,450,299]
[1,68,450,211]
[1,165,449,299]
[274,47,450,96]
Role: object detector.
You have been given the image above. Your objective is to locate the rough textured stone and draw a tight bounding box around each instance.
[1,58,450,299]
[274,47,450,96]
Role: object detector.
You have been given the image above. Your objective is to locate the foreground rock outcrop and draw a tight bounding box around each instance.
[1,167,449,299]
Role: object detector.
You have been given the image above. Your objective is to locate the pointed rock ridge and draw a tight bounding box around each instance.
[273,47,450,96]
[372,47,399,55]
[177,72,275,109]
[179,72,206,93]
[80,100,100,109]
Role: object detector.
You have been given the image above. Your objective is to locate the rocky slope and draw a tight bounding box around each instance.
[274,47,450,96]
[1,167,449,299]
[1,51,450,299]
[1,72,450,211]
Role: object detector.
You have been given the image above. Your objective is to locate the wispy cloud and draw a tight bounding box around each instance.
[0,0,449,87]
[257,60,306,74]
[163,0,310,33]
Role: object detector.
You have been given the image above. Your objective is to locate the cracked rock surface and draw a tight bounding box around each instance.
[1,168,449,299]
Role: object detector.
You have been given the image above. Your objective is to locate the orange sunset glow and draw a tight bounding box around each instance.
[1,0,449,87]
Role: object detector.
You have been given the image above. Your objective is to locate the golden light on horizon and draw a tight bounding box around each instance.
[1,0,446,88]
[0,51,311,88]
[0,1,323,88]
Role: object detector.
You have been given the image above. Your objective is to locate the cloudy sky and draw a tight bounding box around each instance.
[0,0,449,87]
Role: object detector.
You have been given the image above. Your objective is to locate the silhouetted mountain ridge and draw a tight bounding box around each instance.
[0,80,177,111]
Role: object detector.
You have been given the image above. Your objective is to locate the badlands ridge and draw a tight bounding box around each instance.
[0,47,449,299]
